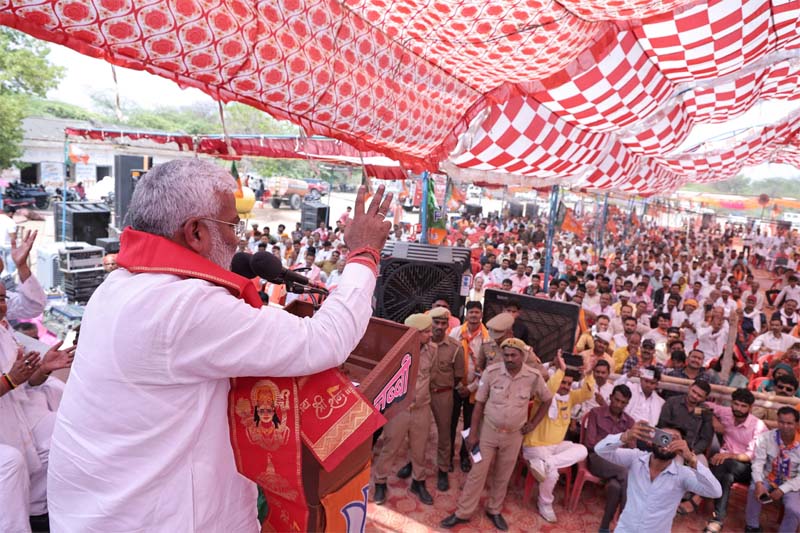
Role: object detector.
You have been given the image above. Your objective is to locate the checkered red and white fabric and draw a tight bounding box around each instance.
[634,0,772,82]
[620,101,693,155]
[5,0,800,195]
[531,31,673,133]
[450,97,611,177]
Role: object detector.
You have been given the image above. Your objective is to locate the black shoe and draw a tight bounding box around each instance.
[449,459,454,473]
[397,462,412,479]
[410,479,434,505]
[744,527,762,533]
[460,454,472,473]
[373,483,387,505]
[485,512,508,531]
[437,470,450,491]
[440,514,470,529]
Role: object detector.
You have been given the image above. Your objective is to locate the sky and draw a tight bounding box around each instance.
[45,43,800,181]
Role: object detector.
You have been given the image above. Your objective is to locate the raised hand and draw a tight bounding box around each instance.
[343,185,393,252]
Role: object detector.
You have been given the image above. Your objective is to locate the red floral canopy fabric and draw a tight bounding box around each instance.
[3,0,799,194]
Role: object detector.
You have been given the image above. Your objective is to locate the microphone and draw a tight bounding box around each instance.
[230,252,256,278]
[250,252,329,295]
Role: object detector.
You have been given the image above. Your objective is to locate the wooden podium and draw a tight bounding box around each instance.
[285,300,420,531]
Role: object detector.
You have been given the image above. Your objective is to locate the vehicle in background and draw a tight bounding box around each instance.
[3,182,53,210]
[264,176,311,209]
[303,178,330,201]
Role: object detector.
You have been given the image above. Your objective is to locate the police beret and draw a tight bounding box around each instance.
[486,312,515,331]
[429,307,450,319]
[404,313,432,331]
[500,338,527,352]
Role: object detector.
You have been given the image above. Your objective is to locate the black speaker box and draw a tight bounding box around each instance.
[482,289,579,363]
[114,155,152,229]
[301,201,330,232]
[53,202,111,245]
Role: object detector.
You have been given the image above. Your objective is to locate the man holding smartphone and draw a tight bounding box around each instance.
[594,422,721,533]
[745,407,800,533]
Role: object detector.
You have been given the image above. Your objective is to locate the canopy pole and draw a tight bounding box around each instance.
[62,134,69,241]
[420,171,429,244]
[597,192,609,260]
[543,185,559,292]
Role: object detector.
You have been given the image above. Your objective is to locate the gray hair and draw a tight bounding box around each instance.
[125,159,236,237]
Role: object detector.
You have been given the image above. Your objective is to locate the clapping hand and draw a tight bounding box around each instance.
[40,340,76,373]
[7,347,40,386]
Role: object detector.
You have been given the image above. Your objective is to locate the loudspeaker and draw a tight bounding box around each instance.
[114,155,152,229]
[95,237,120,254]
[375,243,471,323]
[508,201,523,218]
[482,289,579,363]
[464,203,483,217]
[53,202,111,245]
[301,201,329,232]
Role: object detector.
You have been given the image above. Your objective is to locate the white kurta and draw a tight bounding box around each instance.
[48,262,376,532]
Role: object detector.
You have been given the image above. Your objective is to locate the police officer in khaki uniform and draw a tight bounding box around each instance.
[428,306,465,492]
[373,314,435,505]
[441,338,553,531]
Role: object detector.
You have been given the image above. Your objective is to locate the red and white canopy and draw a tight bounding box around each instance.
[3,0,799,194]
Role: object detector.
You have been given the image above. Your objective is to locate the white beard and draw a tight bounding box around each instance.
[206,224,236,270]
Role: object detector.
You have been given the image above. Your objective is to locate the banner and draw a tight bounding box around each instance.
[427,176,448,245]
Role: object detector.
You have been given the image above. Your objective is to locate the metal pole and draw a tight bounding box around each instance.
[62,136,69,241]
[419,171,429,244]
[543,185,559,292]
[597,192,609,260]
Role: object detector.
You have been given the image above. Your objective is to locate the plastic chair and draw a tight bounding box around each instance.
[567,412,605,511]
[515,454,573,506]
[749,376,770,391]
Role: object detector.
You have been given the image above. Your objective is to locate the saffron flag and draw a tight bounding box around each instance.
[561,207,583,237]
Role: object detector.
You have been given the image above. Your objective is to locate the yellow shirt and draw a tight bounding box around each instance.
[612,346,630,373]
[523,369,594,447]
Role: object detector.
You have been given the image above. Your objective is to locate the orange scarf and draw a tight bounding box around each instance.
[458,322,489,401]
[117,229,385,532]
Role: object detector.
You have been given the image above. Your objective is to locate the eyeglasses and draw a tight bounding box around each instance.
[199,217,247,240]
[777,385,796,393]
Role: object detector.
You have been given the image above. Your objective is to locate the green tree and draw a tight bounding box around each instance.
[0,28,64,168]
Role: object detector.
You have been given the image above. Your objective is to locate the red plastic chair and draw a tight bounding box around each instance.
[567,413,605,511]
[749,376,770,391]
[515,455,573,506]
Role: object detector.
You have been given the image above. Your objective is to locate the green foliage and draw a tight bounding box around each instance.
[0,28,64,168]
[27,98,102,121]
[0,95,26,167]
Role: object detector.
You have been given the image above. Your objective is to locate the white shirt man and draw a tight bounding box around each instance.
[776,280,800,308]
[0,275,52,528]
[594,431,722,533]
[748,329,798,354]
[615,373,665,426]
[48,262,377,532]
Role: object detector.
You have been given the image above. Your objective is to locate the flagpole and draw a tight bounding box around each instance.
[543,185,559,292]
[420,171,429,244]
[597,192,609,260]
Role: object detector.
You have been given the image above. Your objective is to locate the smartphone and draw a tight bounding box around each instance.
[562,352,584,368]
[759,493,772,504]
[651,428,673,448]
[470,444,482,464]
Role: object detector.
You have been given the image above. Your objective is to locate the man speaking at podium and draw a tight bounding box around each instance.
[46,159,392,532]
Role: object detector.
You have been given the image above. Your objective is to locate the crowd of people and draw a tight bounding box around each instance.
[6,165,800,532]
[356,206,800,532]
